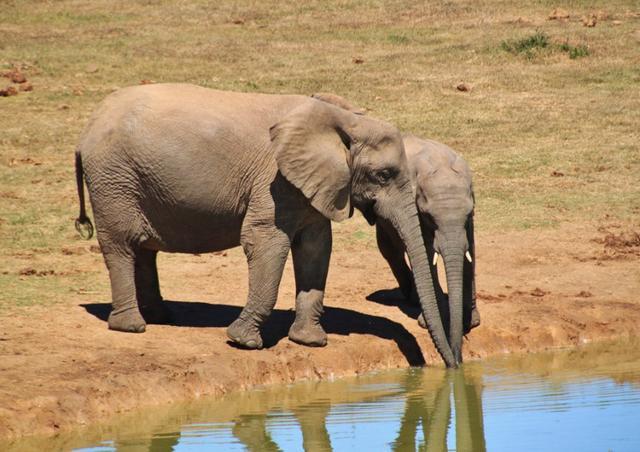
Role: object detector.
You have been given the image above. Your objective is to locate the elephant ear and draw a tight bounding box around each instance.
[311,92,366,115]
[271,101,354,222]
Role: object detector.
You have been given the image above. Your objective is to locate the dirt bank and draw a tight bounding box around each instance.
[0,220,639,440]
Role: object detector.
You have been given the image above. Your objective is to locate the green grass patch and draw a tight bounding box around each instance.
[559,42,589,59]
[502,32,589,60]
[501,31,549,56]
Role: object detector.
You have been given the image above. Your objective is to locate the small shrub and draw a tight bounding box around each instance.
[501,31,549,55]
[502,32,590,60]
[559,42,589,59]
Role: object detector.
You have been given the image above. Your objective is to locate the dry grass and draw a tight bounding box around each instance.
[0,0,638,308]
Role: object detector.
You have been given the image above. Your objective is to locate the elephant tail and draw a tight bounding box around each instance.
[74,150,94,239]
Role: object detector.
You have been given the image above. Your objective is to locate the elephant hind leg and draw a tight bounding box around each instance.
[134,248,171,324]
[103,246,146,333]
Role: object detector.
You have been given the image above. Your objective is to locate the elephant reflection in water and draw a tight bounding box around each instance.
[233,402,333,452]
[393,369,486,452]
[232,414,282,452]
[110,433,181,451]
[232,371,484,452]
[108,370,483,452]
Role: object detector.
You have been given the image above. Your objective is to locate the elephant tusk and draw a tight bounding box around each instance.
[465,251,473,263]
[432,252,439,266]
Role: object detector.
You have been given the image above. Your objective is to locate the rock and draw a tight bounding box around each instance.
[85,64,99,73]
[352,57,364,64]
[18,81,33,92]
[140,79,155,85]
[456,82,471,92]
[582,16,597,27]
[551,170,564,177]
[0,85,18,97]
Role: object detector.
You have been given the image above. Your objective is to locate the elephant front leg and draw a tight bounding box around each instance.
[288,220,331,347]
[464,258,480,334]
[227,228,290,349]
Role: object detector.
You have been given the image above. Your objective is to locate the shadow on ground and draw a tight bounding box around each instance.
[366,288,421,321]
[81,300,425,366]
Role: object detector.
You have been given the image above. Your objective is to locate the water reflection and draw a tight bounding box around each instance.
[93,368,484,452]
[391,369,485,452]
[3,340,640,451]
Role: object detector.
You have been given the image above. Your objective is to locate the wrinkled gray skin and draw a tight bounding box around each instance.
[312,94,478,364]
[74,84,458,367]
[376,135,479,365]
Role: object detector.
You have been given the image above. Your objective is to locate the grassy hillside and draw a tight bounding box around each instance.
[1,0,638,307]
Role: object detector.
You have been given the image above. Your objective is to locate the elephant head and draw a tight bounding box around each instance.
[270,99,458,367]
[409,135,476,364]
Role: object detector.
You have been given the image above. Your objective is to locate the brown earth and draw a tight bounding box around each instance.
[0,219,639,440]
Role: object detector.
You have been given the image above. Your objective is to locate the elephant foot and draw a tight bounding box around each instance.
[227,318,263,349]
[108,307,146,333]
[468,307,481,332]
[288,319,327,347]
[140,300,172,324]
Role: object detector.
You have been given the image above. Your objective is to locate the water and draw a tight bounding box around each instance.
[5,340,640,451]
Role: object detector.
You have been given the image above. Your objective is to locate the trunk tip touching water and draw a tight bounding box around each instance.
[443,250,465,366]
[381,186,459,368]
[396,218,458,367]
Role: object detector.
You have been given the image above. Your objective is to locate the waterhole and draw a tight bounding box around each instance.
[5,340,640,451]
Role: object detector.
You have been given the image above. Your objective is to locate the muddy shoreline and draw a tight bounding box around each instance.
[1,224,639,440]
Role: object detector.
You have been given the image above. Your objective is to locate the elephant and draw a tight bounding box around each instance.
[74,83,459,367]
[312,93,479,364]
[376,134,479,365]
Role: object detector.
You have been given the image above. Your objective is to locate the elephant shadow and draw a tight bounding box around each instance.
[81,300,426,366]
[366,288,421,321]
[366,288,451,334]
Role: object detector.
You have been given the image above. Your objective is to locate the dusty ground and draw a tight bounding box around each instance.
[0,219,638,440]
[1,0,639,443]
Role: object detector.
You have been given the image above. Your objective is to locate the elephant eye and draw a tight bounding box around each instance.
[375,168,394,184]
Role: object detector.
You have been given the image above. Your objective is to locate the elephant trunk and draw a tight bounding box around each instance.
[442,243,465,364]
[383,189,458,368]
